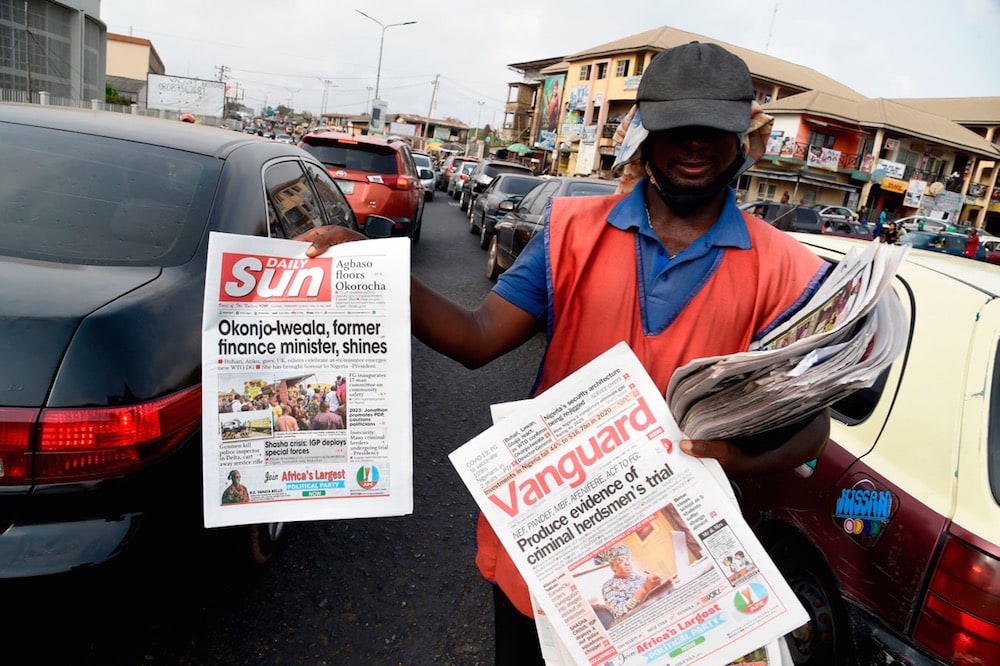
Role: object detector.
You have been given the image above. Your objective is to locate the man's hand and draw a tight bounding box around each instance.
[642,573,662,592]
[679,408,830,479]
[293,225,367,258]
[680,438,759,477]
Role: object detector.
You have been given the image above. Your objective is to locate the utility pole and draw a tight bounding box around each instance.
[217,65,230,120]
[316,78,338,120]
[467,101,484,156]
[23,2,31,101]
[423,74,439,139]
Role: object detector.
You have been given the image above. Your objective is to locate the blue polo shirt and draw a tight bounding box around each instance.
[493,179,752,333]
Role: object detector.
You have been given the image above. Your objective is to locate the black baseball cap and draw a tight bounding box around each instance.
[636,42,754,134]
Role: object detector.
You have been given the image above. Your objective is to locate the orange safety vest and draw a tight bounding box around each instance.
[476,194,827,617]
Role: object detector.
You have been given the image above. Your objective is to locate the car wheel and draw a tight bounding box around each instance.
[426,190,434,202]
[479,218,491,249]
[486,235,501,281]
[460,191,469,211]
[770,537,849,666]
[469,209,479,234]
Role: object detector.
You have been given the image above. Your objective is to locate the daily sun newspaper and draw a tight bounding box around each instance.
[450,342,808,666]
[201,232,413,528]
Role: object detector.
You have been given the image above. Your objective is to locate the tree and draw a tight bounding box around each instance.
[105,83,132,106]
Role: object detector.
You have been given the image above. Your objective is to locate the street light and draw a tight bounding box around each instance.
[355,9,416,101]
[467,101,484,155]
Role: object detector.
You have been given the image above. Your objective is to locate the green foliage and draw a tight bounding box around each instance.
[105,83,132,106]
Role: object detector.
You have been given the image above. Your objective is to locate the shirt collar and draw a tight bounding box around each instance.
[607,178,751,250]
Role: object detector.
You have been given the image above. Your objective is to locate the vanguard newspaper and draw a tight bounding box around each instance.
[450,342,807,666]
[201,232,413,528]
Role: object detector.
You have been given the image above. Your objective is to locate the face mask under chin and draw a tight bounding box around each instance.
[643,152,745,216]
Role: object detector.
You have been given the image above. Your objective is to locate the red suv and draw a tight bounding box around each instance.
[299,131,425,242]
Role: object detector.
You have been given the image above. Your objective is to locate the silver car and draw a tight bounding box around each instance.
[412,151,435,201]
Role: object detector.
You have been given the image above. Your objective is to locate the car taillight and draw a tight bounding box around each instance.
[0,407,37,484]
[0,386,202,485]
[394,175,412,191]
[913,535,1000,664]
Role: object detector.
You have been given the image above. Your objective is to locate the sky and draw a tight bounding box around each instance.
[99,0,1000,129]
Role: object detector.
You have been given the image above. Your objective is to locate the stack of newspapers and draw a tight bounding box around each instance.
[667,238,909,441]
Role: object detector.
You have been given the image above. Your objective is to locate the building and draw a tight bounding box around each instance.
[105,32,164,104]
[0,0,106,104]
[507,25,1000,230]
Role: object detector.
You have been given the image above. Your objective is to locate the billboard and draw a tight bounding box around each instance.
[147,73,225,117]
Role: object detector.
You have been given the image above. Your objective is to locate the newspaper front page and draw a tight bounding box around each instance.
[201,232,413,528]
[450,342,807,665]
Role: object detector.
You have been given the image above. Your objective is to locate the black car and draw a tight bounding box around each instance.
[468,173,542,249]
[0,104,386,578]
[458,159,534,212]
[486,176,617,280]
[739,201,824,233]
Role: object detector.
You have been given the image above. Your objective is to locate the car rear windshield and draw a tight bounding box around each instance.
[566,182,617,196]
[484,164,531,178]
[498,176,542,196]
[0,122,219,266]
[301,140,399,175]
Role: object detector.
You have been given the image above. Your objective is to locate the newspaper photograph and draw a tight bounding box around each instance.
[450,342,807,665]
[201,232,413,528]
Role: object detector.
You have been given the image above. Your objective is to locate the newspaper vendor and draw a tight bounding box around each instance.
[300,41,831,666]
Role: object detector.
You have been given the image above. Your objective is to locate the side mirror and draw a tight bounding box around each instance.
[418,167,434,179]
[498,199,517,212]
[363,215,394,239]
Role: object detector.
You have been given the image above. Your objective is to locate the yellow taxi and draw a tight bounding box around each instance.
[738,234,1000,665]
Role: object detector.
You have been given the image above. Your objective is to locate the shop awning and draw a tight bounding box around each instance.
[751,170,859,193]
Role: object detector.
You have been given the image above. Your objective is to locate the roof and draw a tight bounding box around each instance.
[561,25,867,101]
[888,97,1000,125]
[764,90,1000,158]
[393,113,468,130]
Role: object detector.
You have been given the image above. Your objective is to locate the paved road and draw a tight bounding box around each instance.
[4,196,546,665]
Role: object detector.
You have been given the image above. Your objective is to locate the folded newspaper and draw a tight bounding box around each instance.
[667,238,909,440]
[450,342,808,666]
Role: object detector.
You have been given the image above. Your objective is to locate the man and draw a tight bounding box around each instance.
[773,191,795,231]
[275,405,299,432]
[599,545,663,620]
[300,41,830,665]
[875,209,886,240]
[310,400,344,430]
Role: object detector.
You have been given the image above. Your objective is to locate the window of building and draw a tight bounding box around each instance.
[807,131,836,149]
[756,182,777,200]
[596,62,607,80]
[579,64,591,81]
[635,56,645,77]
[615,60,629,77]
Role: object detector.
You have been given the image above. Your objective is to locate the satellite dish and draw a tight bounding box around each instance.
[871,168,886,184]
[928,182,945,195]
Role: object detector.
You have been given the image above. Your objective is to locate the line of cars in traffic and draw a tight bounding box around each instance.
[740,199,1000,264]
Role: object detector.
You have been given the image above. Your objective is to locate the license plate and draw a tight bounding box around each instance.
[335,179,354,195]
